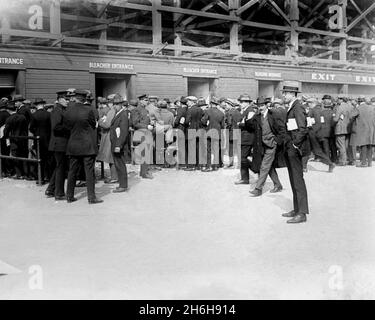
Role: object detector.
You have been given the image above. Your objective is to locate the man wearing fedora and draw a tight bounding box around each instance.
[281,84,309,224]
[0,98,11,177]
[29,97,51,184]
[110,94,129,193]
[64,89,103,204]
[235,94,256,185]
[45,90,70,200]
[201,97,225,171]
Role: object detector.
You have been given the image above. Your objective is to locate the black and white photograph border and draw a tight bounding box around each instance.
[1,0,375,300]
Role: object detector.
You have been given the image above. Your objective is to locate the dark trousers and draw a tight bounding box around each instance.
[285,145,309,215]
[309,132,333,166]
[46,152,67,197]
[11,147,28,177]
[187,137,207,168]
[360,145,373,165]
[113,152,128,188]
[255,145,282,191]
[140,163,149,177]
[336,134,349,164]
[67,155,96,201]
[240,144,252,182]
[207,138,220,168]
[0,140,11,175]
[320,137,336,163]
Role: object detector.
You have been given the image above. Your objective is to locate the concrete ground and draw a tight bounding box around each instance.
[1,162,375,300]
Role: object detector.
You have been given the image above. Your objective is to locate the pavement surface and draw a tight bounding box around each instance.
[0,162,375,299]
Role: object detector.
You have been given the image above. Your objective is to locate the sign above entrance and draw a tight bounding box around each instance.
[183,67,218,75]
[89,62,134,71]
[354,75,375,84]
[0,57,24,65]
[255,71,282,79]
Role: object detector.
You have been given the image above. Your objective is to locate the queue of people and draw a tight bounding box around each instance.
[1,86,375,219]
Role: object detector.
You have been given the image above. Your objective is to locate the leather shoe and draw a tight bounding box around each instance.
[113,187,128,193]
[183,167,196,171]
[328,163,336,172]
[270,186,283,193]
[55,195,66,201]
[45,191,55,198]
[88,198,104,204]
[356,163,368,168]
[141,173,153,179]
[287,213,307,224]
[282,210,296,218]
[76,181,86,187]
[104,178,118,184]
[249,189,262,197]
[67,197,78,203]
[234,180,249,185]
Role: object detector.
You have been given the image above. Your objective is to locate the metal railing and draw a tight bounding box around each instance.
[0,135,43,185]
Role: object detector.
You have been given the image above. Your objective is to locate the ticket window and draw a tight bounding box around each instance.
[0,71,16,98]
[187,77,216,101]
[95,74,131,100]
[258,80,280,98]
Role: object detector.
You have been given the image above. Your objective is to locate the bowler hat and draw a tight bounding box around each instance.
[33,97,46,105]
[257,97,267,105]
[322,94,332,100]
[238,94,251,102]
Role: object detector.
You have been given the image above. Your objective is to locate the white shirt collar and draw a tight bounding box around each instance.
[263,109,268,118]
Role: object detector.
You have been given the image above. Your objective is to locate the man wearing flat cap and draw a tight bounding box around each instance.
[64,89,103,204]
[45,90,70,200]
[281,84,309,224]
[235,94,256,184]
[29,98,51,184]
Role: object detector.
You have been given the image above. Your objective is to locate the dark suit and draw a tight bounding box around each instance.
[318,107,336,162]
[17,105,32,126]
[30,109,52,181]
[238,106,256,181]
[186,105,205,167]
[110,109,129,189]
[284,100,309,215]
[65,102,98,201]
[202,106,225,168]
[46,103,69,197]
[4,113,29,177]
[0,110,11,175]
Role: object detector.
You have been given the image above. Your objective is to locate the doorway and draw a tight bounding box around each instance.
[0,71,16,98]
[258,80,281,98]
[95,73,131,99]
[187,77,216,101]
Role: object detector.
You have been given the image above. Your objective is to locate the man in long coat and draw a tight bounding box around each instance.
[65,90,103,204]
[351,96,374,167]
[110,95,129,193]
[97,94,118,184]
[45,90,70,200]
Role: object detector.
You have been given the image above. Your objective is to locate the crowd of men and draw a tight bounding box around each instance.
[1,86,375,221]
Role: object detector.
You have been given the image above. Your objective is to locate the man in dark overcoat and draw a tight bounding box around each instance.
[110,95,129,193]
[64,90,103,204]
[45,90,70,200]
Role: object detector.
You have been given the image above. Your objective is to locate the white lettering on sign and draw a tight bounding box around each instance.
[0,57,24,65]
[255,71,282,78]
[89,62,134,70]
[328,5,343,30]
[355,76,375,83]
[311,73,336,81]
[183,67,217,74]
[28,5,43,30]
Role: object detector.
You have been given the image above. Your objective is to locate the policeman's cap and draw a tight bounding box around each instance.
[137,94,148,100]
